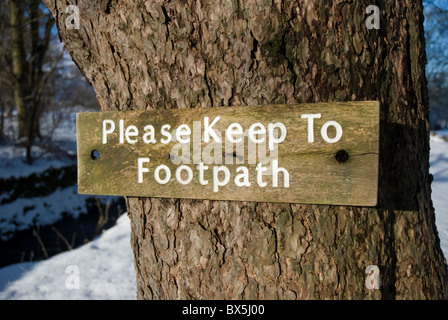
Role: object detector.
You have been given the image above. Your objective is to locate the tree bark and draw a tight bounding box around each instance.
[44,0,448,299]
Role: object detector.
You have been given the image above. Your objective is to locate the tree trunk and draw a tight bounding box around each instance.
[7,0,54,163]
[7,0,30,140]
[44,0,448,299]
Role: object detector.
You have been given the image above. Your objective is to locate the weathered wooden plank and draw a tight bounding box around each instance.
[76,101,379,206]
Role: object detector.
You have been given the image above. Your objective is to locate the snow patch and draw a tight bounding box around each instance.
[430,131,448,259]
[0,214,136,300]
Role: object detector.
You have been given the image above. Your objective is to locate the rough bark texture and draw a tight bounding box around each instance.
[44,0,448,299]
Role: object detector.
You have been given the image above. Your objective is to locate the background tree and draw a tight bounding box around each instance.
[0,0,14,142]
[43,0,448,299]
[424,0,448,128]
[5,0,56,163]
[1,0,96,162]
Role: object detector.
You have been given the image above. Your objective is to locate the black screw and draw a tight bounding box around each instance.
[335,150,349,163]
[165,154,175,160]
[91,150,101,160]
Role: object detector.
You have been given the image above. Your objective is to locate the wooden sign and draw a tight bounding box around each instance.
[76,101,379,206]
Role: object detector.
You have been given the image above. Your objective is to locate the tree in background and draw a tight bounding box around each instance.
[44,0,448,299]
[424,0,448,128]
[4,0,56,163]
[1,0,96,162]
[0,1,12,142]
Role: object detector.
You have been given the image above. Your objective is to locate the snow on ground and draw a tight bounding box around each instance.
[0,109,77,179]
[0,145,71,179]
[0,186,91,241]
[0,213,136,300]
[430,130,448,259]
[0,108,137,299]
[0,108,113,241]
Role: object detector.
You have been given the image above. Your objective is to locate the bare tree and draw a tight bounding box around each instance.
[0,0,13,141]
[5,0,55,163]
